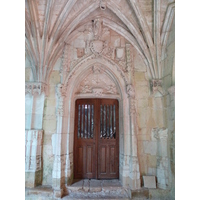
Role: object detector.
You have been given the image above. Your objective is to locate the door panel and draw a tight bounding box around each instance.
[74,99,119,179]
[74,99,97,179]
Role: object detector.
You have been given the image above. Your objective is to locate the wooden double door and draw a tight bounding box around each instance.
[74,99,119,179]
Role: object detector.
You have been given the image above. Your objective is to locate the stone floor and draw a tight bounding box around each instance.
[25,179,171,200]
[25,179,129,199]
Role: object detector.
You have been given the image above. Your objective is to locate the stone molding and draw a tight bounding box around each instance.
[76,65,119,96]
[125,44,134,74]
[63,54,129,95]
[56,84,67,117]
[25,82,48,96]
[25,130,43,172]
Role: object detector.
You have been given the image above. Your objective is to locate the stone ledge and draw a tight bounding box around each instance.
[129,187,171,199]
[25,185,53,197]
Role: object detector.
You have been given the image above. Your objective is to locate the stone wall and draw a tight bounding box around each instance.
[42,59,61,185]
[25,16,175,195]
[165,17,175,199]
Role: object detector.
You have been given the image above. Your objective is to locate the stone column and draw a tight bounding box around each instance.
[52,84,66,198]
[25,82,47,188]
[125,44,141,190]
[127,84,141,190]
[25,130,43,187]
[154,128,170,189]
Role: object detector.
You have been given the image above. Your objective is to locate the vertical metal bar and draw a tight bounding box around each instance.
[107,105,109,138]
[110,105,113,138]
[91,104,94,138]
[88,105,90,138]
[78,105,81,138]
[81,104,84,138]
[103,105,106,138]
[100,105,102,138]
[85,105,87,138]
[113,105,116,139]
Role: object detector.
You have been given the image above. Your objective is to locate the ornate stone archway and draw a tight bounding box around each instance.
[51,55,141,196]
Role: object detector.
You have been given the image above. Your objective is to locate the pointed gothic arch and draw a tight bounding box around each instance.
[52,55,141,189]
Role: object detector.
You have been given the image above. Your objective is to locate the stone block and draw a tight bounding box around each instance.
[135,86,149,99]
[137,134,150,141]
[137,99,148,108]
[25,68,32,81]
[147,155,157,168]
[73,39,85,48]
[143,175,156,188]
[148,167,156,176]
[43,119,57,132]
[77,48,85,58]
[134,71,147,81]
[49,71,60,85]
[143,141,157,155]
[46,98,56,107]
[90,179,102,192]
[83,179,89,192]
[137,108,147,128]
[43,134,52,145]
[53,57,61,71]
[128,188,149,199]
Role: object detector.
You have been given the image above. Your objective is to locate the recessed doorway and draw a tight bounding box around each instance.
[74,98,119,179]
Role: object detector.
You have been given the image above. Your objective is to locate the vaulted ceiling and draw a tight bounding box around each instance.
[25,0,175,83]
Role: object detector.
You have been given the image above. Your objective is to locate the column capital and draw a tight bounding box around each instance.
[25,82,48,96]
[150,79,166,97]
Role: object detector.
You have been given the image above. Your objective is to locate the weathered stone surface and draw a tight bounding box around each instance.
[143,176,156,189]
[143,141,157,155]
[25,1,175,199]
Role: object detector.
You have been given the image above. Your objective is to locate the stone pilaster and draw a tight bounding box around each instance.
[25,130,43,188]
[154,128,170,189]
[126,84,141,190]
[25,82,47,188]
[52,84,67,198]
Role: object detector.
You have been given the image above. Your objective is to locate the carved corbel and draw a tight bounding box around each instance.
[25,82,48,96]
[150,79,166,97]
[126,84,135,98]
[126,84,136,115]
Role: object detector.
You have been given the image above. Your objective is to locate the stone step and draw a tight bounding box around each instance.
[65,179,129,199]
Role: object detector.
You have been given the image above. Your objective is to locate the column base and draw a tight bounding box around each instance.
[129,177,141,190]
[25,170,42,188]
[53,189,64,198]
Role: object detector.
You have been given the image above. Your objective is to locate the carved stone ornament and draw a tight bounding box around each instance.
[126,84,135,98]
[116,47,125,60]
[25,130,43,172]
[56,84,67,117]
[90,40,107,56]
[25,82,48,96]
[150,79,166,97]
[154,128,168,141]
[76,65,119,96]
